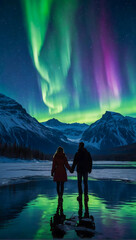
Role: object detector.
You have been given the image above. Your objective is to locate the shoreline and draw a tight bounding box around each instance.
[0,175,136,188]
[1,159,136,187]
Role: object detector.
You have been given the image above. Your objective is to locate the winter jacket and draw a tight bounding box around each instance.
[72,147,92,173]
[51,152,71,182]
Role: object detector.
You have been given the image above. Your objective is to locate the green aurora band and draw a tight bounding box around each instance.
[22,0,77,115]
[21,0,136,123]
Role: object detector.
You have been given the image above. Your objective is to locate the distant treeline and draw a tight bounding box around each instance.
[92,153,136,161]
[0,142,52,160]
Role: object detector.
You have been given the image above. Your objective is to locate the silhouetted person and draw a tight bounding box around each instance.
[84,198,89,218]
[76,198,95,238]
[71,142,92,201]
[78,196,89,220]
[50,197,66,238]
[78,195,83,220]
[51,146,71,201]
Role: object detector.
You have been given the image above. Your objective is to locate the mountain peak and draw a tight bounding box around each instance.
[82,110,136,150]
[48,118,59,122]
[102,111,123,120]
[0,93,78,154]
[45,118,64,126]
[0,93,27,114]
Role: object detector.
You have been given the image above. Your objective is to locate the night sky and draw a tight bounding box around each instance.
[0,0,136,123]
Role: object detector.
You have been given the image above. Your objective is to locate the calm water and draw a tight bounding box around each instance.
[0,177,136,239]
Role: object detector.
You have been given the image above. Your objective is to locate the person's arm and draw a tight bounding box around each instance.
[88,152,92,173]
[51,156,56,176]
[71,153,78,172]
[64,156,71,172]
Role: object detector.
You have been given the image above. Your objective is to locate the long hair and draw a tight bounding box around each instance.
[53,146,64,158]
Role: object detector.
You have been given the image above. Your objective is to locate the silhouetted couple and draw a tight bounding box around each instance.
[50,192,95,238]
[51,142,92,201]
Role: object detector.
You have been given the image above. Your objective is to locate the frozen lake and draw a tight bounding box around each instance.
[0,177,136,239]
[0,158,136,239]
[0,157,136,186]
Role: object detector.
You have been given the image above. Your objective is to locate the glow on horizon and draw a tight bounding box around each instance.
[37,103,136,124]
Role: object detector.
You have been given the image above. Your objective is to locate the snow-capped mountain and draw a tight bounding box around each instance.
[81,111,136,150]
[0,94,77,154]
[1,93,136,155]
[42,118,89,143]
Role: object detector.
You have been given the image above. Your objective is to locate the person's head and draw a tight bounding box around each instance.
[57,146,64,154]
[79,142,84,149]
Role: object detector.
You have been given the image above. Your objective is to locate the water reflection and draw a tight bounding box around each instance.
[50,198,66,238]
[0,178,136,239]
[78,196,89,219]
[76,198,95,238]
[50,196,95,239]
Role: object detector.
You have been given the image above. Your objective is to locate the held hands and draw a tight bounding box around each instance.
[88,168,92,174]
[70,167,74,174]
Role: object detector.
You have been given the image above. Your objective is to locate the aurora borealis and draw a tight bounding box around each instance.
[0,0,136,123]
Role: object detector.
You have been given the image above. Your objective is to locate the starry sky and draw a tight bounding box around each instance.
[0,0,136,123]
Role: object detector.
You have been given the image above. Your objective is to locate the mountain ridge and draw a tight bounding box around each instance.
[81,111,136,150]
[42,118,88,128]
[42,118,89,143]
[0,93,136,157]
[0,93,77,154]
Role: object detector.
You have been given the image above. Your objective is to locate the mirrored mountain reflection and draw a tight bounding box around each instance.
[0,178,136,239]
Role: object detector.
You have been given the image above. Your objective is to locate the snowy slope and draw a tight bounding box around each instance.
[81,111,136,150]
[0,94,77,153]
[1,94,136,154]
[42,118,89,142]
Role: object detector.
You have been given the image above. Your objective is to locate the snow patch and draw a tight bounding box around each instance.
[0,157,136,187]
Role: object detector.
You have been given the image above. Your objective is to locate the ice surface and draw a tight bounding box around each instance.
[0,157,136,186]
